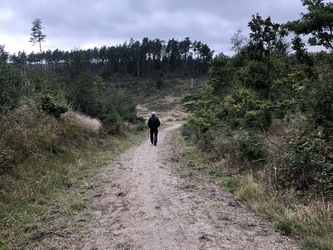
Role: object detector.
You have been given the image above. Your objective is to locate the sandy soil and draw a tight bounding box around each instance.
[34,123,298,250]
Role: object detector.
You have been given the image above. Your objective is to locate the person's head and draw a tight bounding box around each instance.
[151,111,156,116]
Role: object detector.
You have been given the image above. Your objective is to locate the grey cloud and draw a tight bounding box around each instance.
[0,0,309,55]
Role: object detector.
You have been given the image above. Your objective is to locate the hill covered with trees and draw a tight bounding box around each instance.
[4,37,213,79]
[1,0,333,248]
[0,35,214,153]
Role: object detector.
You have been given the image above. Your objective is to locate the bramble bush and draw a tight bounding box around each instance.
[274,53,333,197]
[278,125,333,198]
[235,131,266,161]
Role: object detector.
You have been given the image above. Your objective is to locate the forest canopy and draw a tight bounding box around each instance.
[5,37,214,79]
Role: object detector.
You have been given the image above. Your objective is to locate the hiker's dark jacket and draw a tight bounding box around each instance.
[148,115,160,131]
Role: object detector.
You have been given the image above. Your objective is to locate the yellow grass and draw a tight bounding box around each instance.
[62,111,102,134]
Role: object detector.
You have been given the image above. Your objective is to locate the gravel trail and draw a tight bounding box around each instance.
[37,123,298,249]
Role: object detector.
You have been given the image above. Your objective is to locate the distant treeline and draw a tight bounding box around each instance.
[4,37,214,79]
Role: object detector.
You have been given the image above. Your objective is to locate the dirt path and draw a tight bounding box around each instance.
[39,123,298,249]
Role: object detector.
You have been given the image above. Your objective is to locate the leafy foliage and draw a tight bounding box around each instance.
[0,57,21,113]
[41,93,68,118]
[184,10,333,199]
[235,131,266,161]
[97,89,138,134]
[284,0,333,50]
[223,88,272,128]
[278,125,333,197]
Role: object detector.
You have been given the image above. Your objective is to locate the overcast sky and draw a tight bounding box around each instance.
[0,0,320,56]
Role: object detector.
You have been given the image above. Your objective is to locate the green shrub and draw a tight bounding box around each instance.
[243,100,272,128]
[41,94,68,118]
[224,88,272,129]
[279,127,333,197]
[102,106,122,134]
[181,123,192,139]
[107,89,138,123]
[235,131,266,161]
[94,88,139,134]
[0,60,21,113]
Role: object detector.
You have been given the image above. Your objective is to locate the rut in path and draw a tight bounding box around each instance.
[50,123,297,250]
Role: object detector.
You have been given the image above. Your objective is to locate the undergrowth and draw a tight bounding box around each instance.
[0,102,146,249]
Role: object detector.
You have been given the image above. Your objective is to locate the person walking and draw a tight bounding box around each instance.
[148,111,160,146]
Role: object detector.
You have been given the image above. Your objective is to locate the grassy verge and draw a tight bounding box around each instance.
[234,176,332,250]
[171,129,333,250]
[0,117,147,249]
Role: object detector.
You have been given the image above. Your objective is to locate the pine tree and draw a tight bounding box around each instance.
[29,18,46,53]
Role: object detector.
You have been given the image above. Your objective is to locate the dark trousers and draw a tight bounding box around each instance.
[150,129,158,145]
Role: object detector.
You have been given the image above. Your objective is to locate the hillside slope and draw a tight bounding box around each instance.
[122,77,207,122]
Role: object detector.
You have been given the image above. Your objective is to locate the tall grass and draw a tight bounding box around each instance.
[233,175,333,250]
[62,111,102,134]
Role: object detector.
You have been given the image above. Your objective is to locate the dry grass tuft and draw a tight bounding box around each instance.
[62,111,102,134]
[236,174,264,202]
